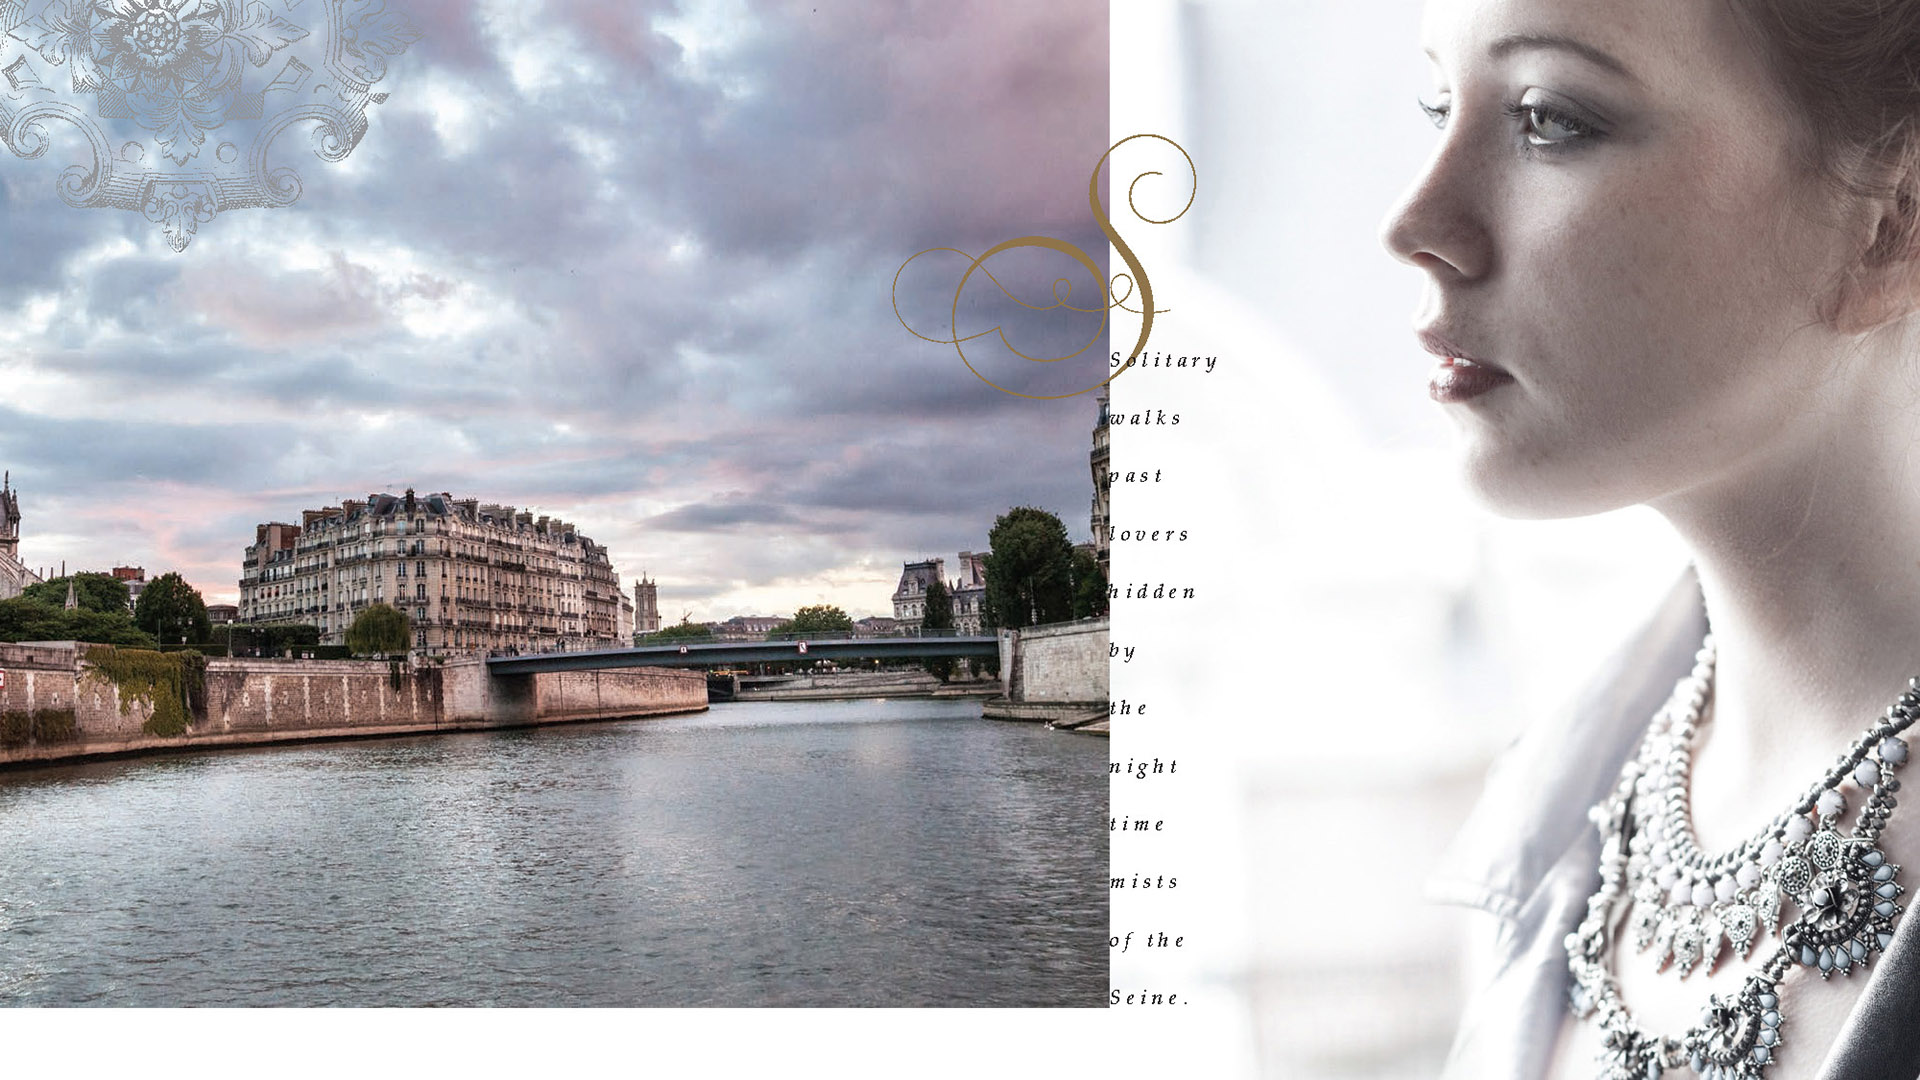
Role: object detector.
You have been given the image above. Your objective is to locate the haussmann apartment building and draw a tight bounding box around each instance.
[238,489,624,655]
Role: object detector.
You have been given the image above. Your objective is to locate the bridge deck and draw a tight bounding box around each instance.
[485,636,1001,675]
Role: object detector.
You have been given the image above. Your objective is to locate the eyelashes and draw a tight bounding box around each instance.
[1502,100,1599,146]
[1417,95,1607,150]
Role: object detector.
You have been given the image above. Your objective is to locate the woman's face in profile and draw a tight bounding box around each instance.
[1382,0,1866,519]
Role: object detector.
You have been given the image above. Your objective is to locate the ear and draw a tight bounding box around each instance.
[1833,172,1920,333]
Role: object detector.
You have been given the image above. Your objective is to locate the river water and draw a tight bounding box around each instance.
[0,699,1107,1006]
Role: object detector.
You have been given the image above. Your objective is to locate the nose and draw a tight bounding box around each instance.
[1379,126,1493,281]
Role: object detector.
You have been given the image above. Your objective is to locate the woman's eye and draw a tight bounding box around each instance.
[1504,101,1596,146]
[1418,98,1450,129]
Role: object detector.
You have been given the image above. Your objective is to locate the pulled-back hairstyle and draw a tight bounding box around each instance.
[1730,0,1920,272]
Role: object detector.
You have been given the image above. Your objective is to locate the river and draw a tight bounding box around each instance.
[0,698,1107,1006]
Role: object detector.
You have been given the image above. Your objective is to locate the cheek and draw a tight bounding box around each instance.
[1523,162,1820,415]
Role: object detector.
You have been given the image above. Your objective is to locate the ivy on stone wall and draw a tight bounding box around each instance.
[83,646,205,738]
[0,707,77,747]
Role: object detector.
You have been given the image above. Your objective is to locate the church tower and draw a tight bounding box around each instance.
[0,471,37,601]
[0,472,20,563]
[634,574,661,634]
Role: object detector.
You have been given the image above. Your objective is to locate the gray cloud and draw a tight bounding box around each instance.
[0,0,1110,614]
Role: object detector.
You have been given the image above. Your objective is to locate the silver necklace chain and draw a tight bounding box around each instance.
[1566,635,1914,1079]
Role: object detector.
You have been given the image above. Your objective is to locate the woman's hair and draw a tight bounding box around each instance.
[1730,0,1920,270]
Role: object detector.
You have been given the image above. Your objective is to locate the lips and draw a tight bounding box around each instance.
[1417,329,1513,404]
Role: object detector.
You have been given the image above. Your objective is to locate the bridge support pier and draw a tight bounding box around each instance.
[442,657,703,726]
[982,617,1109,730]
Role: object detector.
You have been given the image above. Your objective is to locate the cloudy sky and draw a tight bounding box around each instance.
[0,0,1110,619]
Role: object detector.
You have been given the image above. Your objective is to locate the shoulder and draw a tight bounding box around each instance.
[1428,569,1706,920]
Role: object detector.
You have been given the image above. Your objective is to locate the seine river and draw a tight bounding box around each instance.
[0,699,1107,1006]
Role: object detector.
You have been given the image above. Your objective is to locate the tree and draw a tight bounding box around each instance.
[24,572,130,614]
[0,596,152,646]
[1072,547,1109,619]
[346,603,411,657]
[643,616,712,643]
[921,579,955,681]
[982,507,1075,629]
[769,605,854,638]
[921,579,954,632]
[133,572,211,645]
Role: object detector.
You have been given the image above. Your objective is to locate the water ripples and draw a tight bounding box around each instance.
[0,699,1107,1006]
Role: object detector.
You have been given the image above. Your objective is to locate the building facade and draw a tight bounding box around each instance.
[112,565,146,611]
[891,552,988,634]
[0,473,42,600]
[1091,389,1110,576]
[237,490,625,655]
[616,590,635,643]
[713,615,784,641]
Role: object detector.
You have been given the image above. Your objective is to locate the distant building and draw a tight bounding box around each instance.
[634,574,661,635]
[0,472,43,600]
[892,552,988,634]
[1091,389,1110,576]
[237,489,625,656]
[617,590,635,643]
[112,565,147,610]
[206,604,239,624]
[853,615,901,637]
[893,558,942,629]
[713,615,784,641]
[952,550,987,635]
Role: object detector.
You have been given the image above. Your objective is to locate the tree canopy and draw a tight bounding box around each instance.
[1072,547,1109,619]
[24,572,130,614]
[770,605,854,637]
[346,603,411,656]
[0,596,154,646]
[983,507,1075,629]
[921,578,955,681]
[643,616,713,643]
[922,578,954,631]
[132,572,211,645]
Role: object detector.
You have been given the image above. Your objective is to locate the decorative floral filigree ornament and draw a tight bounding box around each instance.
[1599,1024,1667,1080]
[0,0,419,249]
[1786,832,1903,979]
[1681,985,1784,1080]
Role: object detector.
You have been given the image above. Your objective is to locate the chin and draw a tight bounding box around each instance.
[1454,441,1641,521]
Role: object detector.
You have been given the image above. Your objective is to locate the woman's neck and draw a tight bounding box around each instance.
[1652,350,1920,829]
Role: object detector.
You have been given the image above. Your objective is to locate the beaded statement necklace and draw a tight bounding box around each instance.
[1566,636,1914,1080]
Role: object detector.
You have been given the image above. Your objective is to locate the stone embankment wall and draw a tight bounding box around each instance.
[730,669,997,702]
[0,643,706,767]
[985,617,1109,729]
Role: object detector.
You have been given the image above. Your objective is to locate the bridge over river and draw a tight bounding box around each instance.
[484,635,1001,676]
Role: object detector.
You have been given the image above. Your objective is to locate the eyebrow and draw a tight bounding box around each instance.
[1487,33,1640,83]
